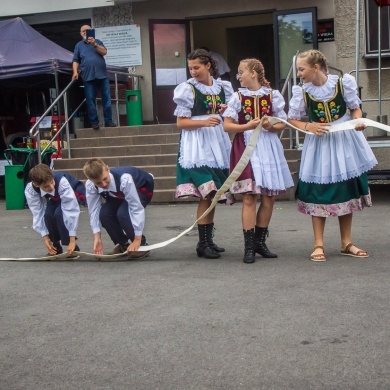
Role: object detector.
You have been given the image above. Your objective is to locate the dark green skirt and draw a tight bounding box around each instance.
[296,173,372,217]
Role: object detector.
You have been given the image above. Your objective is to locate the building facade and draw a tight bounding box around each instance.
[2,0,390,133]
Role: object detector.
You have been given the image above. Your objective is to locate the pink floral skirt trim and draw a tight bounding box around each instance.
[175,181,235,204]
[230,178,285,196]
[297,194,372,217]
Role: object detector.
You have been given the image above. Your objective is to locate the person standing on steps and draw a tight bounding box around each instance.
[72,24,116,130]
[173,48,235,259]
[223,58,294,264]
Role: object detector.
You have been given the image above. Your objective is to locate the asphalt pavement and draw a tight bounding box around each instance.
[0,184,389,390]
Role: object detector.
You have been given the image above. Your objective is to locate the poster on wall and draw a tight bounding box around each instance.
[95,25,142,67]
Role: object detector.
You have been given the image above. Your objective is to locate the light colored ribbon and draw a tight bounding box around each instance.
[1,117,388,261]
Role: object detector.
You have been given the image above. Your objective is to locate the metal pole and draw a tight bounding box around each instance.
[378,5,382,118]
[114,73,120,125]
[355,0,360,88]
[64,91,71,159]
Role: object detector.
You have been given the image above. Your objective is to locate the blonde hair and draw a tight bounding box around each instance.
[83,158,108,180]
[297,50,329,74]
[29,163,53,185]
[240,58,270,87]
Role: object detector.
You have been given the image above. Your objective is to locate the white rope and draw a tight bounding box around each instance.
[1,117,388,261]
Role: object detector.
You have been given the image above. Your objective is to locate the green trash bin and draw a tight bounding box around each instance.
[126,90,143,126]
[5,165,25,210]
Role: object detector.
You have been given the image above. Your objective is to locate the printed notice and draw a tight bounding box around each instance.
[95,25,142,67]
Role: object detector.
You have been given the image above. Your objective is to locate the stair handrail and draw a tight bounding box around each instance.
[279,50,300,149]
[29,79,77,163]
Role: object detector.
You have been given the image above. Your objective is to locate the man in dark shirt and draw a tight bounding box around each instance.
[72,25,116,130]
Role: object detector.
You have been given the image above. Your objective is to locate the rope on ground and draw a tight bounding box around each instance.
[1,117,388,261]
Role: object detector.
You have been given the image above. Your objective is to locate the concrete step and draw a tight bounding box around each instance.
[70,133,180,148]
[75,123,181,138]
[66,143,179,158]
[53,154,177,170]
[56,164,177,180]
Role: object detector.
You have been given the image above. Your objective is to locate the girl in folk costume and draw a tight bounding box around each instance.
[173,49,234,259]
[287,50,377,262]
[223,58,294,264]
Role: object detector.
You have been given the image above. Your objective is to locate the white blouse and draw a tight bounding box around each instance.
[173,77,234,118]
[288,73,361,120]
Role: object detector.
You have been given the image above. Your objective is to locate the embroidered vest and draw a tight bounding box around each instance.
[303,78,346,123]
[98,167,154,200]
[237,92,273,124]
[33,172,86,205]
[187,82,226,116]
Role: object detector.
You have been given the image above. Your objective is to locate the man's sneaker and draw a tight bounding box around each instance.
[108,243,128,256]
[104,122,117,127]
[92,122,100,130]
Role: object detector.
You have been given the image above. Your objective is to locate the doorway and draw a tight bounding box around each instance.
[226,24,275,90]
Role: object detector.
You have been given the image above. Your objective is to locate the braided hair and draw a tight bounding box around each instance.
[240,58,270,88]
[188,49,219,79]
[297,50,329,74]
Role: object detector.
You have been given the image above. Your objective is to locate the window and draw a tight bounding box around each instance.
[365,0,390,57]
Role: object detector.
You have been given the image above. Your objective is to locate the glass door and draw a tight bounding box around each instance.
[149,20,190,124]
[273,8,318,90]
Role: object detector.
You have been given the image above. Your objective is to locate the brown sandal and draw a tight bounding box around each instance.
[340,243,369,258]
[310,245,326,262]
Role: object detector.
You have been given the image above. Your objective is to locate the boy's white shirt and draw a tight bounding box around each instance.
[25,177,80,237]
[85,172,145,236]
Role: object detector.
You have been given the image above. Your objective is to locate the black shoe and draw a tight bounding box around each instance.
[104,122,116,127]
[92,122,100,130]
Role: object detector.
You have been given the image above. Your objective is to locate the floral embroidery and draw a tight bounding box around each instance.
[312,100,341,122]
[242,99,253,121]
[261,99,271,116]
[297,194,372,217]
[203,95,222,115]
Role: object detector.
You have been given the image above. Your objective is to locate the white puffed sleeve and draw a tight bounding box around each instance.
[287,85,306,120]
[342,73,361,110]
[222,92,241,121]
[272,90,287,120]
[221,80,234,104]
[173,82,194,118]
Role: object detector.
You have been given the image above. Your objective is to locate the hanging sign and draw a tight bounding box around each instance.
[317,19,335,42]
[95,24,142,67]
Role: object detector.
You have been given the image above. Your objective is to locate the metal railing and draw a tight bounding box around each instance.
[29,71,143,163]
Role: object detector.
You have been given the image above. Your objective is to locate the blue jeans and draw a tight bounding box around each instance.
[83,78,113,125]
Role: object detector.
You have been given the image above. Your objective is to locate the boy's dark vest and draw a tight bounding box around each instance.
[99,167,154,202]
[303,78,346,123]
[187,82,226,116]
[237,92,273,124]
[33,172,86,206]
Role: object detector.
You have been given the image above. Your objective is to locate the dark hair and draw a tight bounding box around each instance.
[187,49,219,79]
[29,163,53,185]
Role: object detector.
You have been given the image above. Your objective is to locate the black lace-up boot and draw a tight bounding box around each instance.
[243,229,255,263]
[254,226,278,258]
[196,224,221,259]
[207,223,225,253]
